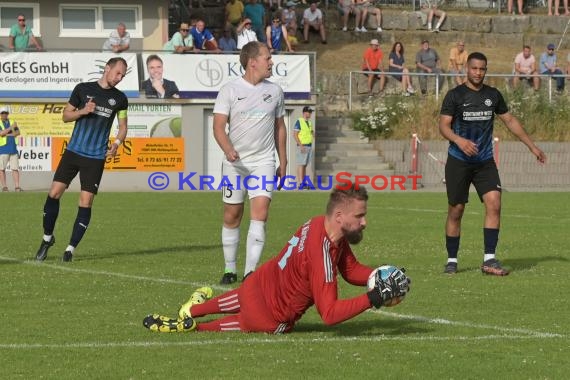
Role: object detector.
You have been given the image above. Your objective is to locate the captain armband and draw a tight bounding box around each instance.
[117,109,128,119]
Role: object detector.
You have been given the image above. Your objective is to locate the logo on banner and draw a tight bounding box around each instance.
[196,59,224,87]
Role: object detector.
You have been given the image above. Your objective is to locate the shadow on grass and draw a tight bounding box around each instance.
[449,255,569,274]
[77,244,222,261]
[295,317,431,336]
[504,255,569,271]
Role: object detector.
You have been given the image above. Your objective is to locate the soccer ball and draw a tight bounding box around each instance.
[367,265,409,307]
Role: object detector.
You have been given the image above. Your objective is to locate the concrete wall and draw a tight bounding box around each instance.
[374,139,570,190]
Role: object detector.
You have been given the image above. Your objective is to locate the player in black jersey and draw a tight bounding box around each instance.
[35,57,129,262]
[439,52,546,276]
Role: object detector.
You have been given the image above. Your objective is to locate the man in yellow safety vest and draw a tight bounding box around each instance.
[293,106,314,190]
[0,106,22,192]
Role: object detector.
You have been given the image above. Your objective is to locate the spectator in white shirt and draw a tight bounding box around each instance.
[302,2,327,44]
[102,23,130,52]
[237,18,258,50]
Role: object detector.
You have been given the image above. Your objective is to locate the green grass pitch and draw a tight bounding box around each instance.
[1,191,569,379]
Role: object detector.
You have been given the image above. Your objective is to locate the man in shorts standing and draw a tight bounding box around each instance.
[35,57,129,262]
[293,106,314,190]
[439,52,546,276]
[0,107,22,192]
[213,41,287,284]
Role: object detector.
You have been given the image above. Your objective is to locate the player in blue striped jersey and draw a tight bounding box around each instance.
[439,52,546,276]
[35,57,129,262]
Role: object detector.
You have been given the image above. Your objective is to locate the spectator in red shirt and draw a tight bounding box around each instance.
[362,39,386,97]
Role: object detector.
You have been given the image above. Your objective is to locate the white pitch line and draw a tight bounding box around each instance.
[0,333,566,351]
[1,256,565,349]
[0,256,229,292]
[382,206,568,222]
[374,310,564,338]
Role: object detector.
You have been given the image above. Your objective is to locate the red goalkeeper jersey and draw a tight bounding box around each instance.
[256,215,374,327]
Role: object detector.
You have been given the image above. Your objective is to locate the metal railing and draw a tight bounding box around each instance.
[348,70,566,110]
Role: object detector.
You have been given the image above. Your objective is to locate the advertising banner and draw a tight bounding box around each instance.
[3,103,181,138]
[16,136,52,172]
[51,137,185,172]
[0,53,140,98]
[7,103,183,171]
[140,53,311,99]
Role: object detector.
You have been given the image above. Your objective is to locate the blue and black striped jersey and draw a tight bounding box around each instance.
[440,84,508,163]
[66,82,128,159]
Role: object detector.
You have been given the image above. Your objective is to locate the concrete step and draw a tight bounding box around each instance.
[316,169,395,176]
[315,155,387,165]
[317,162,392,171]
[316,129,363,138]
[315,123,356,132]
[315,149,380,157]
[318,117,353,127]
[317,136,369,144]
[316,143,377,151]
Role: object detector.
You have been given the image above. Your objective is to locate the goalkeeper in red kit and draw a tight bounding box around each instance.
[143,184,410,334]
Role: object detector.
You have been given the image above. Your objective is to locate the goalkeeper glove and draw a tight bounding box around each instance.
[367,267,410,308]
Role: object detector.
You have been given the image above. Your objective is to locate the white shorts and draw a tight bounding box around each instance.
[0,154,19,171]
[221,162,276,204]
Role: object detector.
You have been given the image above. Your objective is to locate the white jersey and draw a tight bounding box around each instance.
[213,77,285,166]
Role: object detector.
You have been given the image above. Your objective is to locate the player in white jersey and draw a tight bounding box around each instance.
[213,41,288,285]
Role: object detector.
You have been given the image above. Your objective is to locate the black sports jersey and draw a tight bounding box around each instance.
[440,84,508,163]
[66,82,128,159]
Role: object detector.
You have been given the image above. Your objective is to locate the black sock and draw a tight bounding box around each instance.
[69,207,92,248]
[483,228,499,255]
[43,196,60,236]
[446,235,460,259]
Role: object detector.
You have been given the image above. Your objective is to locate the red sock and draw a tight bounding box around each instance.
[196,315,241,332]
[191,288,240,317]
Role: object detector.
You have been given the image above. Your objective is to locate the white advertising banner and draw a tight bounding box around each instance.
[0,53,140,98]
[141,53,311,99]
[15,137,52,172]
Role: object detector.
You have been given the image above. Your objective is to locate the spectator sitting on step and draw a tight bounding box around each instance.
[388,41,416,96]
[163,22,194,53]
[266,16,293,52]
[282,1,299,32]
[219,29,238,52]
[448,40,468,87]
[362,39,386,97]
[302,1,327,44]
[354,0,382,33]
[415,39,444,95]
[191,19,221,52]
[420,0,446,33]
[338,0,361,32]
[236,18,258,50]
[513,45,540,91]
[539,43,565,93]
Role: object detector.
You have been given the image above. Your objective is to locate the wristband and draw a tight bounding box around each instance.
[114,139,122,146]
[366,290,383,309]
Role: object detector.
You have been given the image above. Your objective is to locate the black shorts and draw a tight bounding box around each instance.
[445,155,501,205]
[363,69,383,79]
[53,150,105,194]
